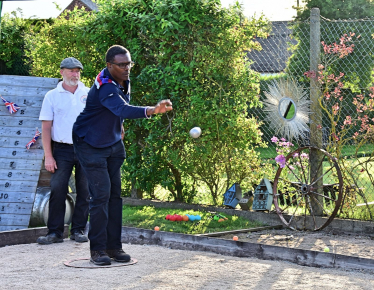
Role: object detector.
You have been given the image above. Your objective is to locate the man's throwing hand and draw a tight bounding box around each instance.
[154,99,173,114]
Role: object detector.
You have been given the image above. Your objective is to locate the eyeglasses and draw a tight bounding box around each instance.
[110,61,135,69]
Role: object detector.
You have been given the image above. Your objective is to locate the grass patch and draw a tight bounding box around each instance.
[122,205,265,235]
[339,144,374,158]
[256,147,277,160]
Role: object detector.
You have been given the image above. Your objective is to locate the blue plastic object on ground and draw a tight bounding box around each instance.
[223,183,242,208]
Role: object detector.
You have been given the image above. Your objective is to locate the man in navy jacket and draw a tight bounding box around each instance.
[73,45,173,265]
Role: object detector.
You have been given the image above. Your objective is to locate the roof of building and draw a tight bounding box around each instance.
[60,0,98,18]
[80,0,98,11]
[247,21,297,73]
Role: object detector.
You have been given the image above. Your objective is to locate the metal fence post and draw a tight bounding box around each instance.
[310,7,323,216]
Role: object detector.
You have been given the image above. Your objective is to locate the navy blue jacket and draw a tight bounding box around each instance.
[73,68,148,148]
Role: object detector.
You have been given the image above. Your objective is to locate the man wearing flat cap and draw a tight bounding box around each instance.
[37,57,90,245]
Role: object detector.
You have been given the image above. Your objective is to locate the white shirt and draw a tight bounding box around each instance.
[39,81,89,144]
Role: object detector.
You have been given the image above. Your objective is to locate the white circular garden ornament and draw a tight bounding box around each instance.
[263,77,311,141]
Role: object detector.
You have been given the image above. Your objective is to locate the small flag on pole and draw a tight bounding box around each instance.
[26,128,41,150]
[1,96,20,114]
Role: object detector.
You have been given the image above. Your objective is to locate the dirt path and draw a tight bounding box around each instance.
[1,235,374,290]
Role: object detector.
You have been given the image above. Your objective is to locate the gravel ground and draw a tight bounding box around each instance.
[1,234,374,290]
[219,228,374,259]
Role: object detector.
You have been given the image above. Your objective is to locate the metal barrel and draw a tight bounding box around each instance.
[29,187,76,227]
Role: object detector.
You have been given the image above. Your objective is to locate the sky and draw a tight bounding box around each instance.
[2,0,299,21]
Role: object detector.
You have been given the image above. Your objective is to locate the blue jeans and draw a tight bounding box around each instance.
[72,132,125,251]
[48,142,89,237]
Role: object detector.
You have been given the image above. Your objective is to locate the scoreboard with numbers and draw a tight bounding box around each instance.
[0,75,59,231]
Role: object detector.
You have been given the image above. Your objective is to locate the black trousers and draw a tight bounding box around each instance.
[47,142,89,237]
[73,133,125,251]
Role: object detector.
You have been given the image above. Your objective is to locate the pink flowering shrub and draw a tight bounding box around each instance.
[272,136,309,170]
[271,136,310,197]
[303,33,374,155]
[272,136,294,168]
[304,33,374,220]
[275,154,286,168]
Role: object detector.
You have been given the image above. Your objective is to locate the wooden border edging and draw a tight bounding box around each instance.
[121,226,374,272]
[196,225,283,237]
[0,225,69,247]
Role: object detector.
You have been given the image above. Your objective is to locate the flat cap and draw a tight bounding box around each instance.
[60,57,83,70]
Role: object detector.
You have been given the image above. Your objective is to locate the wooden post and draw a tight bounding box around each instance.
[309,8,323,216]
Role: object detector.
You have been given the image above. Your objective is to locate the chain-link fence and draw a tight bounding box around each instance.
[248,13,374,220]
[0,57,31,76]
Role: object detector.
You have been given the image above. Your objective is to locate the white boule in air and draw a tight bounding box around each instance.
[189,127,202,138]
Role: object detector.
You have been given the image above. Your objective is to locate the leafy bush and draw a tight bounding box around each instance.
[295,0,374,21]
[0,11,31,75]
[8,0,271,205]
[25,7,100,84]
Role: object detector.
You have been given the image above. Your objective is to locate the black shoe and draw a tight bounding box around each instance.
[37,233,63,245]
[90,250,111,266]
[106,248,131,262]
[70,230,88,243]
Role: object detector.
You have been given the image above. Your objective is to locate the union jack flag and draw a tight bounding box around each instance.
[26,128,41,150]
[1,96,20,114]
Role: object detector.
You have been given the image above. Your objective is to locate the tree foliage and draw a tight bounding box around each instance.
[288,3,374,92]
[295,0,374,21]
[5,0,271,204]
[93,0,270,204]
[0,10,57,75]
[0,11,33,75]
[25,7,100,84]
